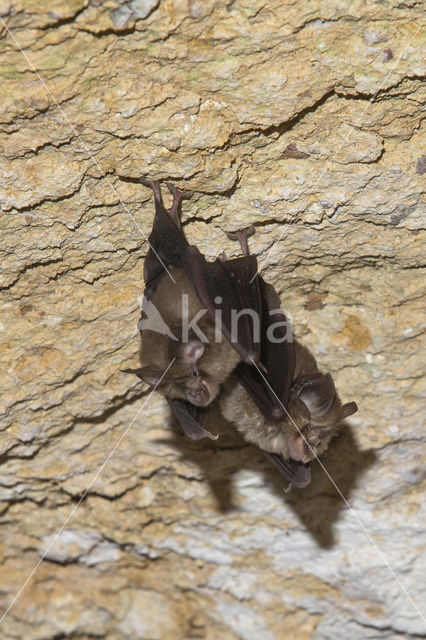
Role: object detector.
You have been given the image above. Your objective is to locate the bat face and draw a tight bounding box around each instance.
[132,339,220,407]
[168,346,222,408]
[285,395,358,463]
[220,364,358,465]
[134,329,240,407]
[171,340,216,407]
[159,359,239,407]
[155,370,215,407]
[285,372,358,463]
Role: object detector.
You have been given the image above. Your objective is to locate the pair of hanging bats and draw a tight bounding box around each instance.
[124,180,358,490]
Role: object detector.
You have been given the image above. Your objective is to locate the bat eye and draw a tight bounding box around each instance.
[302,424,310,434]
[191,367,199,377]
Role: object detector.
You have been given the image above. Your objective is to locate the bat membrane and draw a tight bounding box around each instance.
[123,180,358,489]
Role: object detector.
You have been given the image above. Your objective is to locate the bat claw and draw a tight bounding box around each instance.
[226,225,256,241]
[139,177,153,187]
[226,225,256,256]
[139,177,163,204]
[166,182,193,200]
[166,183,193,225]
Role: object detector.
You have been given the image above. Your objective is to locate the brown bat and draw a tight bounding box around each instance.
[123,180,266,440]
[131,264,240,408]
[220,339,358,466]
[220,283,358,470]
[124,179,357,487]
[219,279,357,487]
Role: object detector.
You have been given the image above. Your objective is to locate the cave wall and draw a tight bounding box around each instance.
[0,1,425,638]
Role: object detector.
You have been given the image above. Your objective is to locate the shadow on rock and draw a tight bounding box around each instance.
[267,426,377,548]
[156,403,376,548]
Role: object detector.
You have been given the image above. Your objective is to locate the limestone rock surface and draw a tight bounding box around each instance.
[0,1,425,639]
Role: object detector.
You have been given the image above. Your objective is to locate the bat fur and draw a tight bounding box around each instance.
[124,179,358,486]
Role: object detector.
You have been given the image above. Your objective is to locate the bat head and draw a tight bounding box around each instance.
[179,340,218,406]
[126,340,218,407]
[286,373,358,463]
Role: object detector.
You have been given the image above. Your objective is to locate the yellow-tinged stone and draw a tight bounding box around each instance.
[0,1,425,639]
[333,314,372,350]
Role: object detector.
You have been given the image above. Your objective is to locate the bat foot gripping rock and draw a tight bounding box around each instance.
[226,225,256,256]
[166,183,193,225]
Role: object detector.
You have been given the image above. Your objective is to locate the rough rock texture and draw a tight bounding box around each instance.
[0,1,425,639]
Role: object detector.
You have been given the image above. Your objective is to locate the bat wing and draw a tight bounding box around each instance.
[142,180,263,363]
[143,187,189,299]
[235,278,295,420]
[167,398,218,441]
[262,451,311,489]
[142,183,262,369]
[142,182,294,441]
[187,247,295,420]
[187,246,262,364]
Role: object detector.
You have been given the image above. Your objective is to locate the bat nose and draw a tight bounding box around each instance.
[304,442,317,459]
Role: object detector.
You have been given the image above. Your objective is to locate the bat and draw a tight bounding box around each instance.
[221,344,358,457]
[124,179,357,488]
[123,180,266,440]
[219,278,357,489]
[220,337,358,475]
[126,264,241,413]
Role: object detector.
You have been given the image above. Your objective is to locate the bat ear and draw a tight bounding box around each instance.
[121,366,163,387]
[298,373,336,419]
[341,401,358,418]
[180,340,205,364]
